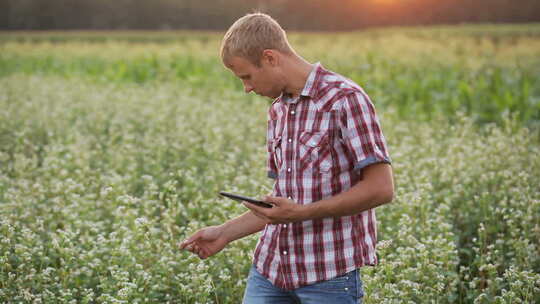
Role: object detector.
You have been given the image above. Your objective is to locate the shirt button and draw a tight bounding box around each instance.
[287,168,291,172]
[283,224,287,228]
[291,111,295,115]
[288,196,292,200]
[283,251,288,255]
[288,138,292,143]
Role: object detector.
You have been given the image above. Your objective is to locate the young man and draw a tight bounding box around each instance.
[179,13,394,304]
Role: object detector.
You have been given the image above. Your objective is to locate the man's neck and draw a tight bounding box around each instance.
[282,56,313,99]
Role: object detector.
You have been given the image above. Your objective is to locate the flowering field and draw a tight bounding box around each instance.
[0,25,539,303]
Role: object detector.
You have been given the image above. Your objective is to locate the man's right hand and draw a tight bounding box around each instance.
[178,225,229,259]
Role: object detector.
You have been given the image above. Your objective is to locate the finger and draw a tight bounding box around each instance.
[179,241,193,250]
[243,201,255,211]
[265,196,283,205]
[179,239,191,250]
[179,232,202,249]
[245,203,270,222]
[179,240,194,250]
[260,194,272,201]
[244,202,265,217]
[196,246,207,259]
[184,243,195,252]
[188,244,200,256]
[262,195,279,205]
[199,248,209,259]
[244,201,269,213]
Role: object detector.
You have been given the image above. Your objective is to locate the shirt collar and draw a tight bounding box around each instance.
[301,62,321,98]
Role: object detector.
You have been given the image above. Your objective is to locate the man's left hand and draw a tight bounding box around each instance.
[243,196,307,224]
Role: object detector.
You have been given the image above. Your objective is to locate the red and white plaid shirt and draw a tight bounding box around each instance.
[253,63,391,290]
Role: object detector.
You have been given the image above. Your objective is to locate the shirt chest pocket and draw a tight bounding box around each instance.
[298,131,333,173]
[270,135,283,171]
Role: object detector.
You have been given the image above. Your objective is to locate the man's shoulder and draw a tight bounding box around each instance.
[319,67,363,93]
[313,68,366,111]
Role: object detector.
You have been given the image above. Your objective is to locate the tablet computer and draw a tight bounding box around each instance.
[219,191,273,208]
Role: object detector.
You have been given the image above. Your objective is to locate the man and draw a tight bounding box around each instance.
[179,13,394,304]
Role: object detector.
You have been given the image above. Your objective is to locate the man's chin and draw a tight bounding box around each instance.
[255,91,280,99]
[267,92,281,99]
[258,93,275,99]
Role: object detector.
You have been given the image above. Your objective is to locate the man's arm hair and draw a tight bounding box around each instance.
[220,210,268,243]
[303,163,394,220]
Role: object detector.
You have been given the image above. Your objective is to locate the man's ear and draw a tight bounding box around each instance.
[261,49,279,67]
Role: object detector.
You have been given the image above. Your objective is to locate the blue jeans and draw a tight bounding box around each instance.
[242,265,364,304]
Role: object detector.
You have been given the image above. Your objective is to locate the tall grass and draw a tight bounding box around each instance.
[1,25,539,127]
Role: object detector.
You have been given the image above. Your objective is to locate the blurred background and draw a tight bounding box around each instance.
[1,0,540,30]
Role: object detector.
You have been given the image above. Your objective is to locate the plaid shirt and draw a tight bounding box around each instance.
[253,63,391,290]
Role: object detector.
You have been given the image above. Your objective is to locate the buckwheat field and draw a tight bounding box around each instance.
[0,25,539,303]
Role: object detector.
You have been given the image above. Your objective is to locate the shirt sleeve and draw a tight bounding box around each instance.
[267,119,278,179]
[339,91,391,173]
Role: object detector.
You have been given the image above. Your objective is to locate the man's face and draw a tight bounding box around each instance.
[225,55,284,99]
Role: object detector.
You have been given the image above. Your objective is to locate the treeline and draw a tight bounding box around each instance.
[1,0,540,31]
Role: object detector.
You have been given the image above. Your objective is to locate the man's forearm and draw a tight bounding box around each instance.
[303,163,394,220]
[220,211,267,243]
[304,179,390,220]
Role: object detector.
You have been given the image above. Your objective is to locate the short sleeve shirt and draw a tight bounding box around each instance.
[253,63,391,290]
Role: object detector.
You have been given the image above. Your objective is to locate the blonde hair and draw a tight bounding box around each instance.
[220,13,294,67]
